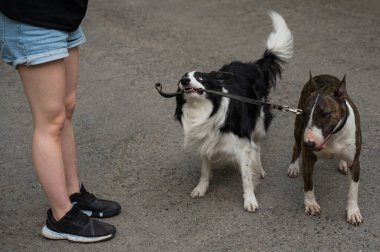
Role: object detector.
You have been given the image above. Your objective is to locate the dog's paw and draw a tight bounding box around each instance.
[244,195,258,213]
[190,183,208,198]
[288,161,300,178]
[305,202,321,216]
[347,207,363,226]
[338,160,348,175]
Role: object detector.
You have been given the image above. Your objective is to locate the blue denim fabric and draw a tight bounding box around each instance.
[0,12,86,68]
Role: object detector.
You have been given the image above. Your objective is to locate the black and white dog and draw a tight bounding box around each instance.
[175,12,293,212]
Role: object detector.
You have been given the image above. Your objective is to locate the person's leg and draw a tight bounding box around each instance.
[61,47,81,196]
[61,46,121,218]
[18,60,72,221]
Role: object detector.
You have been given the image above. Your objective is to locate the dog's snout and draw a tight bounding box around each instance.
[181,77,191,86]
[304,140,316,149]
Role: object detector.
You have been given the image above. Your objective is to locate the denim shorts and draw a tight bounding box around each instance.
[0,12,86,68]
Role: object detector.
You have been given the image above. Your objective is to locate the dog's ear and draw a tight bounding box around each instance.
[215,71,234,83]
[309,71,317,89]
[335,74,347,102]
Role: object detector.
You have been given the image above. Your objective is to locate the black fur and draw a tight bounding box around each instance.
[175,50,283,141]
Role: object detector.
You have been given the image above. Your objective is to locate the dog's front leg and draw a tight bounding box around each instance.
[288,114,303,178]
[346,159,363,225]
[191,155,212,198]
[238,151,258,212]
[302,152,320,216]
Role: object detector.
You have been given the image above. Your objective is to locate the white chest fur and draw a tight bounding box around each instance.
[182,96,229,148]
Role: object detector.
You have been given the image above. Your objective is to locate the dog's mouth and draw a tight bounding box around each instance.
[313,144,326,152]
[183,87,204,95]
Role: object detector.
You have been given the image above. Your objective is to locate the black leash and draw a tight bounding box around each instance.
[155,83,302,115]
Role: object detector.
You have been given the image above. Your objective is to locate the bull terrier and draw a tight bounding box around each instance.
[288,73,363,225]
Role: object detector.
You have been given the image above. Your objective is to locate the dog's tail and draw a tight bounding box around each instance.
[257,11,293,89]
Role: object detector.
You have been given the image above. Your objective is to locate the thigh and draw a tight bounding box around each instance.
[65,26,86,98]
[18,60,67,125]
[64,27,86,112]
[64,47,80,114]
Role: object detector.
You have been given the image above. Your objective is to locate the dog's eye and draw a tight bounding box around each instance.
[198,77,204,81]
[321,111,331,118]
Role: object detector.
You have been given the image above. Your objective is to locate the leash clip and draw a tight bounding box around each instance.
[282,106,303,115]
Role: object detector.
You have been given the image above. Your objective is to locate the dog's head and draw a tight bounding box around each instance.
[177,71,233,101]
[303,74,348,151]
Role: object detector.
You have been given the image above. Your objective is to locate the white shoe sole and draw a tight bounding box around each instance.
[42,225,113,243]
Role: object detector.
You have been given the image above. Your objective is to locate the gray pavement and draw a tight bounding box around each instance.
[1,0,380,251]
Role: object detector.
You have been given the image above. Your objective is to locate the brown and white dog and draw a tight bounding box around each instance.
[288,73,363,225]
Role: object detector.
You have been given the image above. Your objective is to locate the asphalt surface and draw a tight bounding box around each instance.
[1,0,379,251]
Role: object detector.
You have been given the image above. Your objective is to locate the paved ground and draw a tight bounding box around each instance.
[1,0,380,251]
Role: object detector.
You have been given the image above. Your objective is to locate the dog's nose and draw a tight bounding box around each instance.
[304,140,316,149]
[181,77,191,86]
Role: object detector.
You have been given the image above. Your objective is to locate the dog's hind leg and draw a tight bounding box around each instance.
[237,149,258,212]
[191,155,212,198]
[253,108,267,179]
[252,143,265,179]
[338,160,348,175]
[288,114,303,178]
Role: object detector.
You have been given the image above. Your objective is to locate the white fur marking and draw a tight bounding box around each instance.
[346,171,362,225]
[191,156,212,198]
[339,160,348,174]
[253,108,266,178]
[288,158,300,177]
[304,189,321,215]
[253,108,266,141]
[307,94,319,128]
[238,151,258,212]
[266,11,294,60]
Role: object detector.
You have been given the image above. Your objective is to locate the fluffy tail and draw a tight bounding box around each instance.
[266,11,293,60]
[257,11,293,88]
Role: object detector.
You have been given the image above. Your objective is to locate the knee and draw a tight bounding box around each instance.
[47,109,67,139]
[34,106,66,139]
[65,96,76,121]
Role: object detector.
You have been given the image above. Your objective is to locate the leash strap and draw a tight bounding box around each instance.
[155,83,302,115]
[201,89,302,115]
[155,83,182,98]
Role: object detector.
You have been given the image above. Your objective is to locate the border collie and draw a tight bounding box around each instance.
[175,11,293,212]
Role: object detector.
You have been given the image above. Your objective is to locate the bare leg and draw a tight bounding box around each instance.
[191,155,212,198]
[61,47,81,196]
[18,60,72,220]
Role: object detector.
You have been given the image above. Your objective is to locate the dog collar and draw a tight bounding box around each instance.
[331,100,349,135]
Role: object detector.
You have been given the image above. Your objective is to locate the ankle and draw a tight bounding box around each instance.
[51,205,72,221]
[67,182,81,196]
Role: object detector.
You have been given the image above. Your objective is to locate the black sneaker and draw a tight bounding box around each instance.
[69,183,121,218]
[42,205,116,243]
